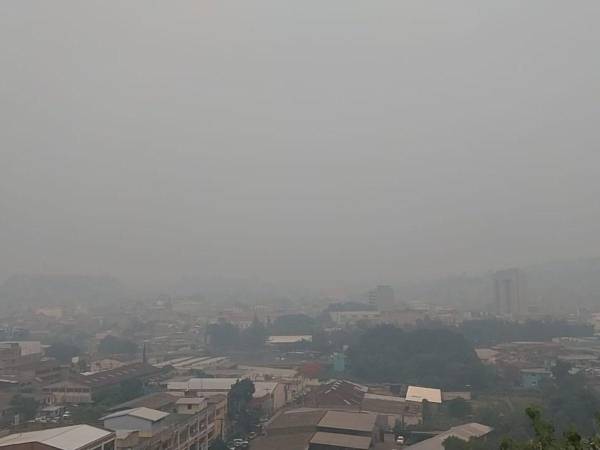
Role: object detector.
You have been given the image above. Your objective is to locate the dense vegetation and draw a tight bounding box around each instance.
[270,314,317,335]
[347,325,488,389]
[46,342,82,363]
[444,407,600,449]
[228,379,259,434]
[98,335,139,355]
[458,319,593,347]
[206,319,269,351]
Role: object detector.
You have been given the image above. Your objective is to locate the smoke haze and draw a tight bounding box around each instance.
[2,1,600,289]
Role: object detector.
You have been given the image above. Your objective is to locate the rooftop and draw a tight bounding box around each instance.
[406,423,493,450]
[249,432,314,450]
[106,392,179,413]
[268,408,326,431]
[82,363,163,388]
[406,386,442,404]
[102,407,170,423]
[267,335,312,344]
[167,377,239,392]
[310,431,372,450]
[0,425,113,450]
[317,410,377,433]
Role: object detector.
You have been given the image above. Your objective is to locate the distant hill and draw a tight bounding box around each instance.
[0,274,131,307]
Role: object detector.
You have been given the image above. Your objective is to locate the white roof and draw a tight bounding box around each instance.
[102,407,169,422]
[406,423,492,450]
[406,386,442,404]
[0,425,112,450]
[267,335,312,344]
[168,378,239,392]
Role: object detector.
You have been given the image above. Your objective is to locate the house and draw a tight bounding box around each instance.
[0,425,115,450]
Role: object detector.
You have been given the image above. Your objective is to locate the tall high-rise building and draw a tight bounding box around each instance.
[493,268,526,316]
[368,285,395,310]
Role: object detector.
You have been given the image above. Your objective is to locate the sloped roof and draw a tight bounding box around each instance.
[106,392,179,412]
[167,378,239,391]
[0,425,113,450]
[268,408,326,431]
[318,410,376,433]
[101,407,169,422]
[83,363,162,388]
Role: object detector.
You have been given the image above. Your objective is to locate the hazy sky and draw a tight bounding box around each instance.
[1,1,599,289]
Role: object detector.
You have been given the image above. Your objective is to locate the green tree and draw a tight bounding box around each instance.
[98,335,138,355]
[206,322,241,350]
[271,314,316,335]
[46,342,81,363]
[209,438,229,450]
[228,379,255,434]
[347,325,488,389]
[447,398,473,419]
[241,318,268,349]
[9,395,38,421]
[443,436,487,450]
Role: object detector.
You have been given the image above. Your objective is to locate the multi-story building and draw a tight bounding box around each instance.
[493,268,526,317]
[101,405,214,450]
[167,378,286,417]
[367,285,395,310]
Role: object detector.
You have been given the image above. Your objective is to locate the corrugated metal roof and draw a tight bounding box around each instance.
[0,425,112,450]
[310,431,372,449]
[102,407,169,422]
[317,410,376,433]
[168,377,239,391]
[406,386,442,404]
